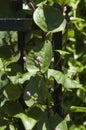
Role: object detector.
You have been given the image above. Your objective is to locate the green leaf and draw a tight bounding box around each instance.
[0,72,8,89]
[7,71,36,84]
[5,52,20,66]
[55,50,70,55]
[48,0,69,5]
[48,69,82,89]
[36,112,69,130]
[27,106,43,120]
[35,0,46,6]
[0,126,7,130]
[0,0,25,18]
[0,116,8,129]
[36,112,51,130]
[0,101,23,116]
[33,5,66,33]
[3,84,21,100]
[70,106,86,113]
[77,89,86,103]
[26,40,52,73]
[55,115,70,130]
[54,0,70,5]
[24,75,51,107]
[9,124,15,130]
[15,113,37,130]
[6,63,34,84]
[6,63,22,76]
[70,17,85,23]
[0,45,11,59]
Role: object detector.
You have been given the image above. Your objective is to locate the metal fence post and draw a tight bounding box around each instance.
[53,31,63,117]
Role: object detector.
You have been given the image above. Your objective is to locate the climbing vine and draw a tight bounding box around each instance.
[0,0,86,129]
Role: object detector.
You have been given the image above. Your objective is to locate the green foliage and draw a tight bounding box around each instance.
[0,0,25,18]
[0,0,86,129]
[33,5,66,32]
[25,40,52,73]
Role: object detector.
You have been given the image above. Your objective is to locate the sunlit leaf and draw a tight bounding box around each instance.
[24,75,51,107]
[55,114,70,130]
[48,69,82,89]
[36,112,69,130]
[55,50,70,55]
[26,40,52,73]
[15,113,37,130]
[77,89,86,103]
[48,0,70,5]
[9,124,15,130]
[33,5,66,33]
[70,106,86,113]
[0,126,7,130]
[7,71,36,84]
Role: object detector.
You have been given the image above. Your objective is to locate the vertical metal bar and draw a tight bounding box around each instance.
[17,0,25,72]
[18,31,25,72]
[53,32,63,117]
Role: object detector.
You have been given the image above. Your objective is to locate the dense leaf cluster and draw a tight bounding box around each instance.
[0,0,86,130]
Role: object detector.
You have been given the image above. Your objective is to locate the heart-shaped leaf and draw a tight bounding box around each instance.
[26,40,52,73]
[33,5,66,33]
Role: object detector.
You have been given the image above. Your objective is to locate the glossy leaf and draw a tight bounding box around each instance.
[48,69,82,89]
[70,106,86,113]
[26,40,52,73]
[5,52,20,66]
[55,50,70,55]
[15,113,37,130]
[33,5,66,33]
[56,115,70,130]
[7,71,36,84]
[24,75,51,107]
[6,63,29,84]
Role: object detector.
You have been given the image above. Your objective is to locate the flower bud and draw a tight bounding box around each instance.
[26,91,31,97]
[36,56,41,62]
[23,56,26,61]
[63,6,67,12]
